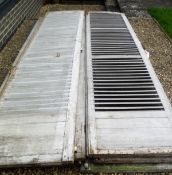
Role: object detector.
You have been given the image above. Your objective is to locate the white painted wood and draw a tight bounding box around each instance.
[74,20,86,160]
[0,123,65,156]
[62,11,84,162]
[0,154,62,167]
[97,128,172,150]
[86,12,172,160]
[0,11,84,166]
[122,14,172,115]
[96,118,172,129]
[86,13,98,155]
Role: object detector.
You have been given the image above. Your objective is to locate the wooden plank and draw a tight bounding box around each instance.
[0,123,65,156]
[0,154,62,167]
[96,118,172,129]
[0,114,66,125]
[82,163,172,173]
[62,11,84,162]
[97,128,172,151]
[86,12,97,155]
[74,20,86,160]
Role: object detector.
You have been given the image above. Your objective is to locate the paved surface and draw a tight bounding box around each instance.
[117,0,172,17]
[143,0,172,8]
[117,0,150,17]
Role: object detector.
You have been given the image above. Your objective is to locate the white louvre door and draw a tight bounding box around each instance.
[86,12,172,162]
[0,11,84,166]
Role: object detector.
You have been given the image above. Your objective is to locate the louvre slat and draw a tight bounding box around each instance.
[95,98,161,101]
[94,86,155,89]
[94,90,157,93]
[95,106,164,110]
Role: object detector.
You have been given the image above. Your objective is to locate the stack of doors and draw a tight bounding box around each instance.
[0,11,171,167]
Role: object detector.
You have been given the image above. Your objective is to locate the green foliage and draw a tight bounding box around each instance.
[148,7,172,39]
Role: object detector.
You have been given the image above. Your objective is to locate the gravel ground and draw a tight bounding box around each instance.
[0,20,36,85]
[0,166,172,175]
[129,18,172,104]
[117,0,150,17]
[37,4,105,17]
[0,165,80,175]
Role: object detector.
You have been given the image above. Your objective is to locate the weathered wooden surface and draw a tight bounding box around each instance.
[74,21,86,160]
[86,12,172,162]
[0,11,84,166]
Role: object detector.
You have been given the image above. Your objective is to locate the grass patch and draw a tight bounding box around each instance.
[148,7,172,39]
